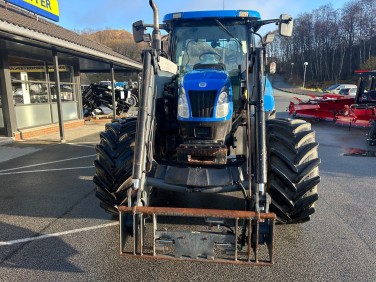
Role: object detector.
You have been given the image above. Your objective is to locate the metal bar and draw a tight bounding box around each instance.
[127,188,132,208]
[268,219,275,264]
[255,219,259,263]
[140,213,144,256]
[52,49,65,143]
[120,253,274,266]
[110,64,116,119]
[133,50,153,188]
[118,206,276,220]
[73,65,83,120]
[247,219,251,262]
[245,51,252,201]
[254,48,266,192]
[119,212,124,254]
[146,177,243,194]
[235,218,238,262]
[153,214,157,256]
[132,211,136,255]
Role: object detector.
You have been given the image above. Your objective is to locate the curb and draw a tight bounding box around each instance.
[0,137,14,146]
[273,87,302,95]
[273,86,324,97]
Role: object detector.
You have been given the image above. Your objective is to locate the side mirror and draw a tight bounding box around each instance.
[279,14,293,37]
[269,62,276,74]
[133,20,150,43]
[264,32,276,45]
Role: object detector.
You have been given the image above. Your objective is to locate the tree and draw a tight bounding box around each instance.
[268,0,376,85]
[360,56,376,70]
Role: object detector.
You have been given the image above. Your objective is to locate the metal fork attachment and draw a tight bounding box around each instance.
[118,206,276,266]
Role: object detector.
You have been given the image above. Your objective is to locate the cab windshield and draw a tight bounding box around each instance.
[172,24,248,76]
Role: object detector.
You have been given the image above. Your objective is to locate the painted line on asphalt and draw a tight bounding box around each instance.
[0,154,96,173]
[66,142,97,148]
[0,222,119,246]
[0,166,94,176]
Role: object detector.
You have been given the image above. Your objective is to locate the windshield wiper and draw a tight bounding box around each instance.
[214,19,243,47]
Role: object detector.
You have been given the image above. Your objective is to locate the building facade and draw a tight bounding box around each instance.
[0,0,142,139]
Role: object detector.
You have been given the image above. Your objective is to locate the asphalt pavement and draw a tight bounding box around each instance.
[0,87,375,281]
[0,121,107,163]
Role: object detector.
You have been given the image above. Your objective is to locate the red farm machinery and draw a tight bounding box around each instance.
[289,70,376,146]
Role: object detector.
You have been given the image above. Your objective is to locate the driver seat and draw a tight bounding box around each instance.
[193,63,226,71]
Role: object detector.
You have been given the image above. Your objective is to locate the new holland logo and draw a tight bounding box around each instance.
[199,82,207,88]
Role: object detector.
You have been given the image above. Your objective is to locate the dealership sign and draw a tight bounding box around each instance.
[7,0,59,22]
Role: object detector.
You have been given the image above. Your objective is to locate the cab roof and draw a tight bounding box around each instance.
[163,10,261,23]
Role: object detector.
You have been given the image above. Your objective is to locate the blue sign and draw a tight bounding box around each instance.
[7,0,60,22]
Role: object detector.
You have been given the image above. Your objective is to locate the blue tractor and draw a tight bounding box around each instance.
[94,0,320,264]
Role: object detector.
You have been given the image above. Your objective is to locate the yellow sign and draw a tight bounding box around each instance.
[7,0,60,22]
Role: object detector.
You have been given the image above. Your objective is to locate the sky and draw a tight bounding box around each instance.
[57,0,345,34]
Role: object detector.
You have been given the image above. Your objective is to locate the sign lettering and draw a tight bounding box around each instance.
[10,65,68,72]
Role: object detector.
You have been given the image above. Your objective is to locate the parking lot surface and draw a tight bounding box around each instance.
[1,91,376,281]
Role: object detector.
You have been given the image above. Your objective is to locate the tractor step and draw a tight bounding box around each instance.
[118,206,276,265]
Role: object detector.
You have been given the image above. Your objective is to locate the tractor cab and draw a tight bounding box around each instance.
[164,11,262,115]
[132,9,292,165]
[157,11,271,164]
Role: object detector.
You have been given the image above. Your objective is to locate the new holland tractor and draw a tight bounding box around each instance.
[94,0,320,265]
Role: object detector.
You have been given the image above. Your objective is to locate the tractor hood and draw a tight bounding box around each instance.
[182,69,230,92]
[179,69,233,122]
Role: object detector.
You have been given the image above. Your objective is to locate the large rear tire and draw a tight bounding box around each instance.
[94,118,137,215]
[266,118,320,224]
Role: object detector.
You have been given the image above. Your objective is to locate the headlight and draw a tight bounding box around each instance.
[216,90,229,118]
[178,88,189,118]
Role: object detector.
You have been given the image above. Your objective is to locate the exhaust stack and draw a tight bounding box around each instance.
[149,0,161,51]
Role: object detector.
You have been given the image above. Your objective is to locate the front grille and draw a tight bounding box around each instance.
[188,90,217,118]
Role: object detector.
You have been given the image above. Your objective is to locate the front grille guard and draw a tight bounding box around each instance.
[118,206,276,266]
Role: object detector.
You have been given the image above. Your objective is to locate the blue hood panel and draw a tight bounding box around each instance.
[181,69,233,122]
[179,70,275,122]
[183,69,229,90]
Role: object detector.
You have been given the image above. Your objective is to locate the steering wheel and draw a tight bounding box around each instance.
[199,51,222,63]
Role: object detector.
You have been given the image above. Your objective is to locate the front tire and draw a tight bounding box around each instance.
[94,118,137,215]
[266,119,320,223]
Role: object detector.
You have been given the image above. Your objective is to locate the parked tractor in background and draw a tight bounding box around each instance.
[82,83,131,117]
[93,0,320,265]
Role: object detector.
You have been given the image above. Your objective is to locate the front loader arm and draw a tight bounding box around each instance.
[132,50,157,200]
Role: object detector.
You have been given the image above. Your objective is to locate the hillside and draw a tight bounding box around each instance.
[79,29,146,62]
